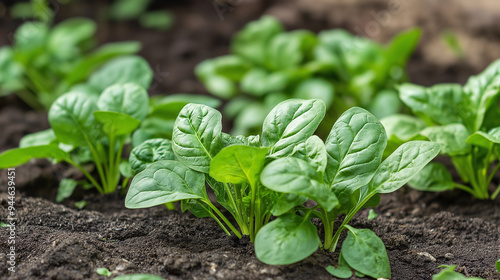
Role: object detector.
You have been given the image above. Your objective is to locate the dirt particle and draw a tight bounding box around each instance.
[417,252,437,262]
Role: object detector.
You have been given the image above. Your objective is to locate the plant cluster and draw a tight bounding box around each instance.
[383,60,500,199]
[125,99,440,278]
[0,17,140,110]
[0,55,154,197]
[196,15,420,135]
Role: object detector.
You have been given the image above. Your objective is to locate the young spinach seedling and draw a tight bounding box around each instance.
[383,59,500,199]
[125,99,439,279]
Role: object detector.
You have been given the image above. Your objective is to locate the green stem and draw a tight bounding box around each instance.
[206,201,242,239]
[120,177,130,196]
[66,159,104,194]
[322,208,333,249]
[14,90,45,111]
[249,184,256,242]
[491,185,500,200]
[487,161,500,186]
[223,182,245,230]
[107,134,116,194]
[84,138,108,193]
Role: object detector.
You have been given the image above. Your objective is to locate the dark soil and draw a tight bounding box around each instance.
[1,0,500,279]
[0,188,499,280]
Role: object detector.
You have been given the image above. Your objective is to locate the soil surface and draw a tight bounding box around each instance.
[1,0,500,279]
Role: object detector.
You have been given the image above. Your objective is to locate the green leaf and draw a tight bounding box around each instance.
[463,59,500,131]
[432,265,484,280]
[125,160,206,208]
[291,135,327,173]
[129,138,175,174]
[326,253,353,279]
[466,127,500,148]
[408,162,455,192]
[109,0,152,20]
[203,74,237,99]
[496,259,500,273]
[65,41,141,84]
[210,145,268,186]
[261,157,338,211]
[0,145,69,168]
[368,141,441,194]
[132,117,174,146]
[240,68,289,96]
[270,193,307,216]
[421,124,470,156]
[56,178,78,202]
[94,111,141,136]
[74,200,87,210]
[89,55,153,91]
[384,28,421,70]
[14,21,49,52]
[266,30,316,70]
[341,225,391,279]
[119,160,133,178]
[0,47,24,92]
[325,107,387,207]
[293,78,334,108]
[399,83,465,126]
[221,133,260,147]
[262,99,325,158]
[48,18,96,59]
[151,94,221,119]
[212,55,251,81]
[113,274,164,280]
[139,10,173,31]
[172,104,222,173]
[255,213,319,265]
[231,15,283,67]
[19,129,56,148]
[381,114,426,142]
[49,93,100,146]
[98,83,149,121]
[367,209,378,220]
[96,267,112,277]
[368,90,402,119]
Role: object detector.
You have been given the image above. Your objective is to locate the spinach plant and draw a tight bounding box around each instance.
[196,15,420,135]
[0,18,140,110]
[0,55,157,195]
[125,99,439,278]
[383,60,500,199]
[432,265,484,280]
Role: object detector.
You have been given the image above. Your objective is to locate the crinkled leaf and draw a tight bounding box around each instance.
[262,99,325,158]
[261,157,338,211]
[125,160,206,208]
[172,104,222,173]
[210,145,268,187]
[98,83,149,121]
[421,124,470,156]
[0,145,69,168]
[255,213,319,265]
[291,135,327,173]
[368,141,441,194]
[381,114,426,142]
[325,107,386,207]
[341,226,391,279]
[89,55,153,91]
[408,162,455,192]
[94,111,141,136]
[221,133,260,147]
[432,265,484,280]
[129,138,175,174]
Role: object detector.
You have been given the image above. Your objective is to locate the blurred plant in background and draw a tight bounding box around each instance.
[196,16,421,136]
[109,0,174,31]
[0,17,140,110]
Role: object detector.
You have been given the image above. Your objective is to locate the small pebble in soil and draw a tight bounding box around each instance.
[417,252,437,262]
[445,253,454,259]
